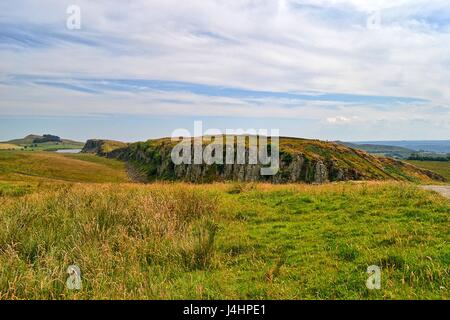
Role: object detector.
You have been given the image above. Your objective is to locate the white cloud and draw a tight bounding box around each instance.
[326,116,353,124]
[0,0,450,138]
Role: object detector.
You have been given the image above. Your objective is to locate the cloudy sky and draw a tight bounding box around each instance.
[1,0,450,141]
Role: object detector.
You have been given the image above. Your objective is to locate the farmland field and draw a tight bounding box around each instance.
[0,151,448,300]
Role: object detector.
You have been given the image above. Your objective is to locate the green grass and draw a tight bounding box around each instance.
[0,182,448,299]
[0,151,447,299]
[0,151,128,183]
[19,142,84,152]
[407,160,450,181]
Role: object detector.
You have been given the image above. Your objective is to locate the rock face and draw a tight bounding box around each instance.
[82,139,128,158]
[82,139,103,153]
[82,137,447,184]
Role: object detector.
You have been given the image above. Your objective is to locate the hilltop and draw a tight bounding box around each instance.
[82,136,446,184]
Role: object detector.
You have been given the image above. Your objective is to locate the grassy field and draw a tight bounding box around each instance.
[407,160,450,181]
[0,151,128,184]
[19,142,84,152]
[0,151,448,300]
[0,143,20,150]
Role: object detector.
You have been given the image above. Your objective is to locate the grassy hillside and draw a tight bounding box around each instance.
[407,160,450,181]
[102,136,446,183]
[0,151,129,183]
[0,181,448,299]
[4,134,42,145]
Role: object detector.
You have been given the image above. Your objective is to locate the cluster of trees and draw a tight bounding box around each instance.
[33,134,61,143]
[408,153,450,162]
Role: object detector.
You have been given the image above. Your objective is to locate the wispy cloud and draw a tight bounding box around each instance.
[0,0,449,139]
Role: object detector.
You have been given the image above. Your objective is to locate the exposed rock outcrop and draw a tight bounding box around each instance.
[82,139,128,157]
[82,136,447,184]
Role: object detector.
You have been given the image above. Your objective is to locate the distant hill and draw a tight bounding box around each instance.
[5,134,43,145]
[353,140,450,154]
[3,134,84,146]
[82,136,446,183]
[1,134,85,151]
[338,142,416,159]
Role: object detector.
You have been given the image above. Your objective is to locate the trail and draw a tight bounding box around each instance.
[422,186,450,199]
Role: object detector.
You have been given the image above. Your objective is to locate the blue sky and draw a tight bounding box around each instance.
[1,0,450,142]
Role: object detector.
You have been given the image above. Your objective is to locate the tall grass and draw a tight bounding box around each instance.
[0,184,219,299]
[0,181,448,299]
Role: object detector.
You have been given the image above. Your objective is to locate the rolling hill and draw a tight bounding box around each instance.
[338,141,416,159]
[354,140,450,154]
[2,134,85,151]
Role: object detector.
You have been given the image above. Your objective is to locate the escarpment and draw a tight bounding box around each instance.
[82,137,447,184]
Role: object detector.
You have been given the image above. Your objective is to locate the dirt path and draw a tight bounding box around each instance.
[422,186,450,199]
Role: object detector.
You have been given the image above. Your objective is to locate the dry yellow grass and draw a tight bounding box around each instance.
[0,143,20,150]
[0,151,128,183]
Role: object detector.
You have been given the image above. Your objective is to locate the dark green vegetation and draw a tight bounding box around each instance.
[408,153,450,162]
[32,134,61,144]
[83,137,446,183]
[0,181,448,299]
[2,134,84,152]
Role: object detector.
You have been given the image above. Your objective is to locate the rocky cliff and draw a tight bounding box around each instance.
[82,137,447,184]
[82,139,128,157]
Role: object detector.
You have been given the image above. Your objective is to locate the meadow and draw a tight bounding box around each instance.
[0,151,128,184]
[0,151,448,299]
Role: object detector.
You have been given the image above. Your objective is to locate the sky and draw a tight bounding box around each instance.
[1,0,450,142]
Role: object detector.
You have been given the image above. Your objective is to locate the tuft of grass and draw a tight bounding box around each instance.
[0,183,219,299]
